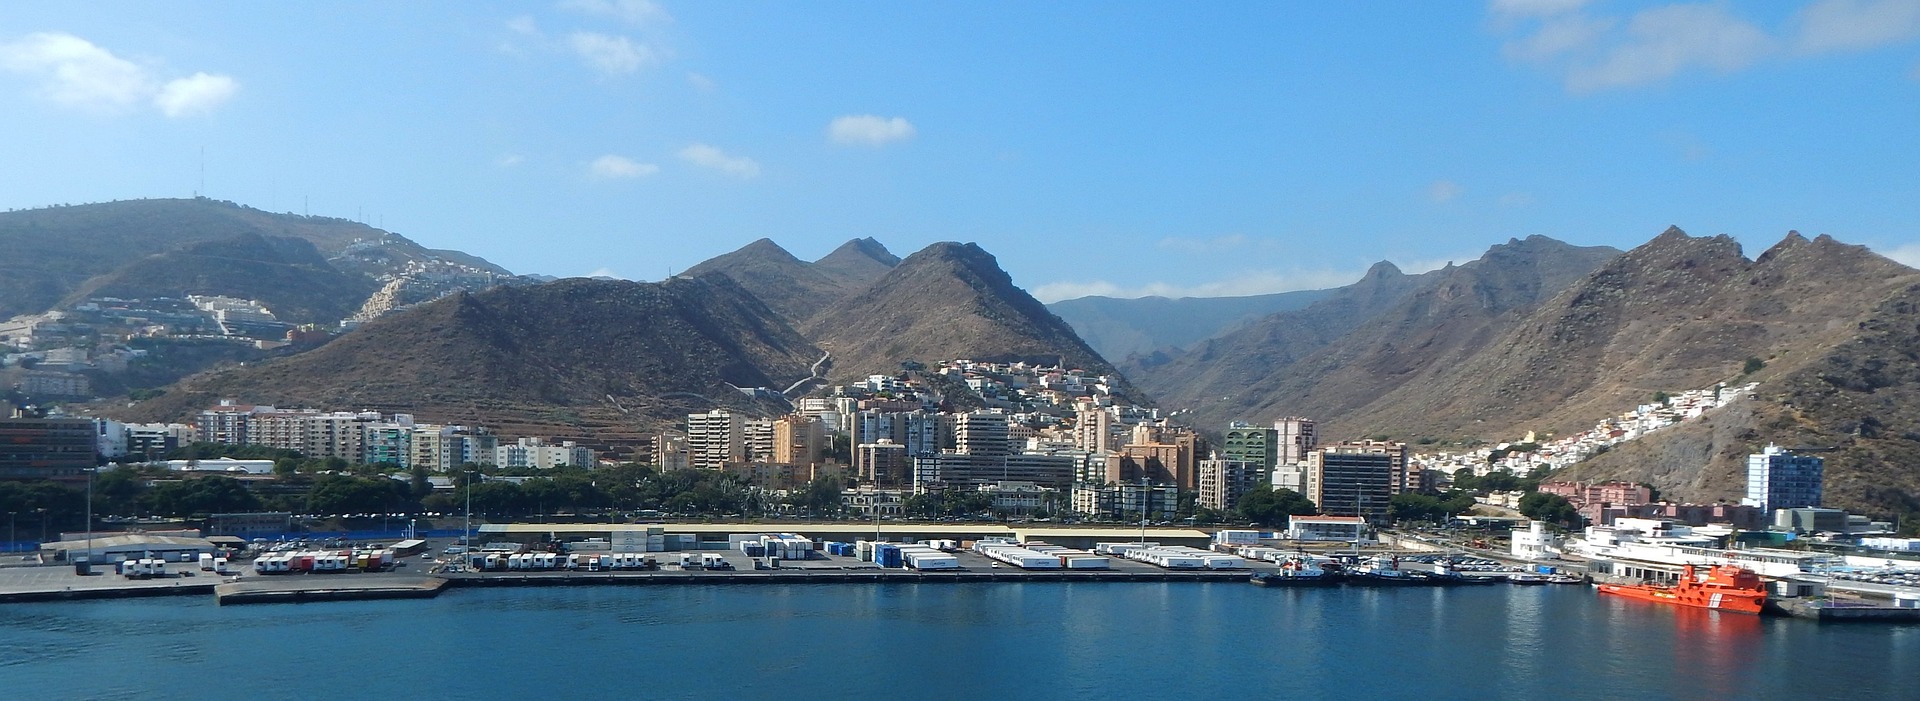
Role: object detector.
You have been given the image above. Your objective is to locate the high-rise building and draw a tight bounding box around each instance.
[1198,458,1262,511]
[1306,441,1406,523]
[1222,422,1279,470]
[686,409,746,469]
[772,415,825,466]
[1074,406,1115,453]
[0,416,96,482]
[1274,417,1317,466]
[1743,444,1824,513]
[954,412,1011,458]
[857,440,910,488]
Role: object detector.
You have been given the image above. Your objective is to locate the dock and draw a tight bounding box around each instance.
[214,575,449,605]
[443,568,1253,588]
[1778,598,1920,623]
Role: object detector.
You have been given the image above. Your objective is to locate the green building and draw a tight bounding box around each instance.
[1222,422,1279,471]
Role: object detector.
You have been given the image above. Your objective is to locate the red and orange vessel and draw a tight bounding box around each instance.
[1596,564,1767,614]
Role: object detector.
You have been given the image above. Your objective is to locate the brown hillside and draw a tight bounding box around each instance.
[1137,236,1620,429]
[1562,276,1920,516]
[805,242,1131,394]
[681,238,893,324]
[124,275,820,450]
[1345,230,1920,444]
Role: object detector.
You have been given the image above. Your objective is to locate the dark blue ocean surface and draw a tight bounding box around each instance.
[1,583,1914,700]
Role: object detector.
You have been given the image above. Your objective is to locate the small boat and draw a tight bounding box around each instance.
[1595,563,1766,614]
[1545,573,1585,585]
[1348,556,1435,586]
[1506,572,1551,585]
[1252,557,1343,587]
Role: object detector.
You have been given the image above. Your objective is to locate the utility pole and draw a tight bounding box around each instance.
[84,467,93,568]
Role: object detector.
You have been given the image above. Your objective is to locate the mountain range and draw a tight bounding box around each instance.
[0,198,514,322]
[9,198,1920,515]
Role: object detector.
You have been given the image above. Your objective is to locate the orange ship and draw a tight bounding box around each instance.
[1596,564,1768,615]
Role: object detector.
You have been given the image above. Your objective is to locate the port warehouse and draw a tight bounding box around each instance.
[474,523,1215,551]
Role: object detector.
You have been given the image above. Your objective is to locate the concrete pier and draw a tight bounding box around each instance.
[214,576,449,605]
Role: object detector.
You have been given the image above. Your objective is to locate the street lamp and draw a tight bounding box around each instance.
[463,468,477,552]
[6,511,14,553]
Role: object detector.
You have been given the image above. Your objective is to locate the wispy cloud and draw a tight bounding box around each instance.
[1499,192,1535,207]
[559,0,672,26]
[569,32,656,75]
[1493,0,1920,92]
[1876,242,1920,268]
[1795,0,1920,53]
[1032,269,1370,303]
[496,154,525,168]
[0,32,237,117]
[589,154,657,179]
[686,71,717,92]
[678,143,760,178]
[585,267,626,279]
[154,73,237,117]
[828,115,917,146]
[1488,0,1591,18]
[1428,179,1465,203]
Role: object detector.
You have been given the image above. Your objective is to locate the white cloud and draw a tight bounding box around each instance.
[828,114,917,146]
[1877,242,1920,268]
[1488,0,1590,18]
[686,71,717,92]
[678,143,760,178]
[1794,0,1920,54]
[507,16,541,36]
[496,154,525,168]
[1565,4,1774,91]
[0,32,237,117]
[154,72,236,117]
[1032,269,1370,303]
[1428,179,1465,203]
[569,32,655,75]
[589,154,657,179]
[585,267,626,279]
[1497,1,1920,92]
[560,0,672,26]
[1503,14,1615,62]
[0,32,156,109]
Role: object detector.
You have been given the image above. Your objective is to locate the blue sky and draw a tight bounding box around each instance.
[1,1,1917,301]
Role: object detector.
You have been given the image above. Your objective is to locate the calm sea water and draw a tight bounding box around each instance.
[2,583,1915,701]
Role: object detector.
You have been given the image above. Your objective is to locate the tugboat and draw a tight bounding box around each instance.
[1595,563,1767,614]
[1346,556,1431,586]
[1252,556,1343,587]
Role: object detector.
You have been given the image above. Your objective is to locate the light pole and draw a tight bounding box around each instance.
[463,469,476,552]
[84,467,93,568]
[36,508,47,544]
[6,511,14,553]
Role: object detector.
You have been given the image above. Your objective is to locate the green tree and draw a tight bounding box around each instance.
[1743,356,1766,375]
[1235,486,1317,527]
[144,476,261,517]
[1518,492,1582,529]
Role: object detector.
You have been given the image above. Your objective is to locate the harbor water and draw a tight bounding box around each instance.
[2,583,1915,700]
